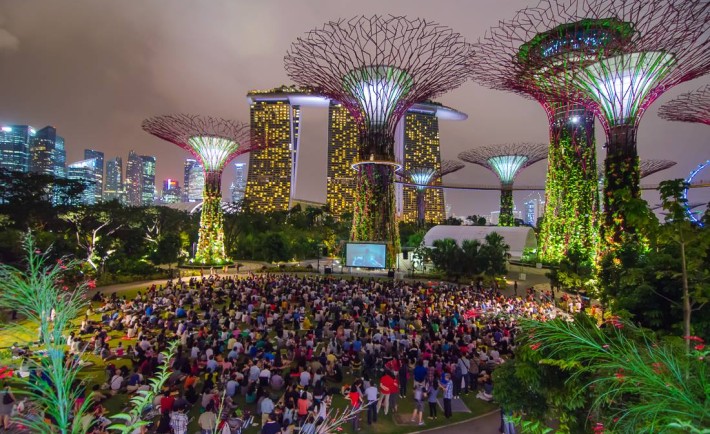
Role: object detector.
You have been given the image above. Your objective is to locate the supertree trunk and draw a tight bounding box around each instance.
[195,170,227,264]
[499,184,514,226]
[416,189,426,227]
[351,164,399,268]
[538,104,600,263]
[603,125,640,245]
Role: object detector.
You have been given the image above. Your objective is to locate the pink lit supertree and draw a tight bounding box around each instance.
[142,115,263,264]
[285,15,472,266]
[658,85,710,126]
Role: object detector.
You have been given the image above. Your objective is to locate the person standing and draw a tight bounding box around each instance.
[427,378,439,420]
[410,383,425,426]
[169,408,189,434]
[198,403,217,434]
[349,383,363,431]
[260,394,275,427]
[0,384,15,431]
[364,381,378,425]
[439,373,453,418]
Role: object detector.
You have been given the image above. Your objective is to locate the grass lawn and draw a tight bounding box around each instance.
[0,276,499,433]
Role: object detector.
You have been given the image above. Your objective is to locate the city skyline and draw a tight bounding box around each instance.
[0,1,707,216]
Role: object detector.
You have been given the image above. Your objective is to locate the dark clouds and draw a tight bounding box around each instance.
[0,1,708,216]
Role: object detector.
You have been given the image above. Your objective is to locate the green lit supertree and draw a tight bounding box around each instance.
[514,0,710,246]
[459,144,547,226]
[142,115,262,264]
[471,16,633,262]
[397,159,464,226]
[285,15,471,267]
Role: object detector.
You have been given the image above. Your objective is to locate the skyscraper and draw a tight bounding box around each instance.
[84,149,104,203]
[523,192,545,227]
[244,86,328,213]
[161,179,181,203]
[230,162,247,203]
[326,102,359,217]
[0,125,34,175]
[183,158,204,202]
[30,126,65,178]
[104,156,124,203]
[125,150,143,206]
[140,155,156,206]
[67,158,101,205]
[326,101,466,219]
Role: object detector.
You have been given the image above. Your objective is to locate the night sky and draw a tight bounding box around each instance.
[1,1,708,217]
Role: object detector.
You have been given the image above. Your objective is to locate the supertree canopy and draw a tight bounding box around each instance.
[459,144,547,226]
[512,0,710,246]
[471,15,631,263]
[285,15,471,266]
[142,115,261,264]
[639,159,677,179]
[398,160,464,226]
[658,85,710,126]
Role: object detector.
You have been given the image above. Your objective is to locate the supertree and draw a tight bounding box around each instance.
[658,85,710,126]
[142,115,261,264]
[285,15,471,266]
[471,12,634,263]
[639,159,677,179]
[458,144,547,226]
[397,159,464,226]
[513,0,710,245]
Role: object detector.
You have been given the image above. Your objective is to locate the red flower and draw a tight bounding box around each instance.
[530,343,541,351]
[86,280,97,289]
[34,249,41,254]
[602,344,610,349]
[62,286,69,291]
[694,344,705,351]
[685,336,704,343]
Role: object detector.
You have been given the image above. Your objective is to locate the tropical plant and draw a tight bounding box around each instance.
[0,233,92,434]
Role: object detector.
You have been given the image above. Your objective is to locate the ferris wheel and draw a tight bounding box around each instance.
[684,159,710,225]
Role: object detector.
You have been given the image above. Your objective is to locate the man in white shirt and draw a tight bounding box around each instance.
[364,382,378,425]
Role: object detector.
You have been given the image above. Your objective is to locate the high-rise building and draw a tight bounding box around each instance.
[399,108,445,224]
[67,158,101,205]
[161,178,181,204]
[230,162,247,203]
[0,125,34,175]
[326,102,359,217]
[140,155,156,206]
[523,192,545,227]
[183,159,204,202]
[84,149,104,203]
[30,126,65,178]
[125,150,143,206]
[104,156,124,203]
[326,101,466,219]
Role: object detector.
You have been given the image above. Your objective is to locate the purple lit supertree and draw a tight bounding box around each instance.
[471,8,633,262]
[458,144,547,226]
[658,85,710,126]
[397,160,464,226]
[512,0,710,245]
[285,15,471,266]
[142,115,262,264]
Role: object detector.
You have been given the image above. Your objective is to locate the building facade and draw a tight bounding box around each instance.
[67,158,101,205]
[183,158,204,202]
[104,156,124,203]
[84,149,104,203]
[326,102,359,217]
[230,162,247,203]
[29,126,65,178]
[140,155,156,206]
[125,150,143,206]
[161,178,181,204]
[0,125,33,175]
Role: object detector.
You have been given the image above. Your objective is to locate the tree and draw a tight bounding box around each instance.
[153,233,182,270]
[482,232,510,277]
[60,204,124,272]
[466,215,487,226]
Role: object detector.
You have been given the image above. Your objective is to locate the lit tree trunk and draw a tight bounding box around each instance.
[351,164,399,268]
[416,188,426,227]
[195,170,226,264]
[499,184,514,226]
[539,103,599,263]
[603,124,640,245]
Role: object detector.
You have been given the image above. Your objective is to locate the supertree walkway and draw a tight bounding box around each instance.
[514,0,710,245]
[459,144,547,226]
[285,15,471,267]
[471,12,632,263]
[658,85,710,126]
[142,115,262,264]
[397,160,464,226]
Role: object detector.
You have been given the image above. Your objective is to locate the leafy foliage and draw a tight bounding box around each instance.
[426,232,510,279]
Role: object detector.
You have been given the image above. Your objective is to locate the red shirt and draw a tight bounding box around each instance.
[160,395,175,413]
[380,374,397,395]
[349,391,361,409]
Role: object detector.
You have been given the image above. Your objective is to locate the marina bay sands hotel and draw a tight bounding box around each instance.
[244,86,466,223]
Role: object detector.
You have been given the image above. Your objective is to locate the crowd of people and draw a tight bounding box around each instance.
[8,272,568,433]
